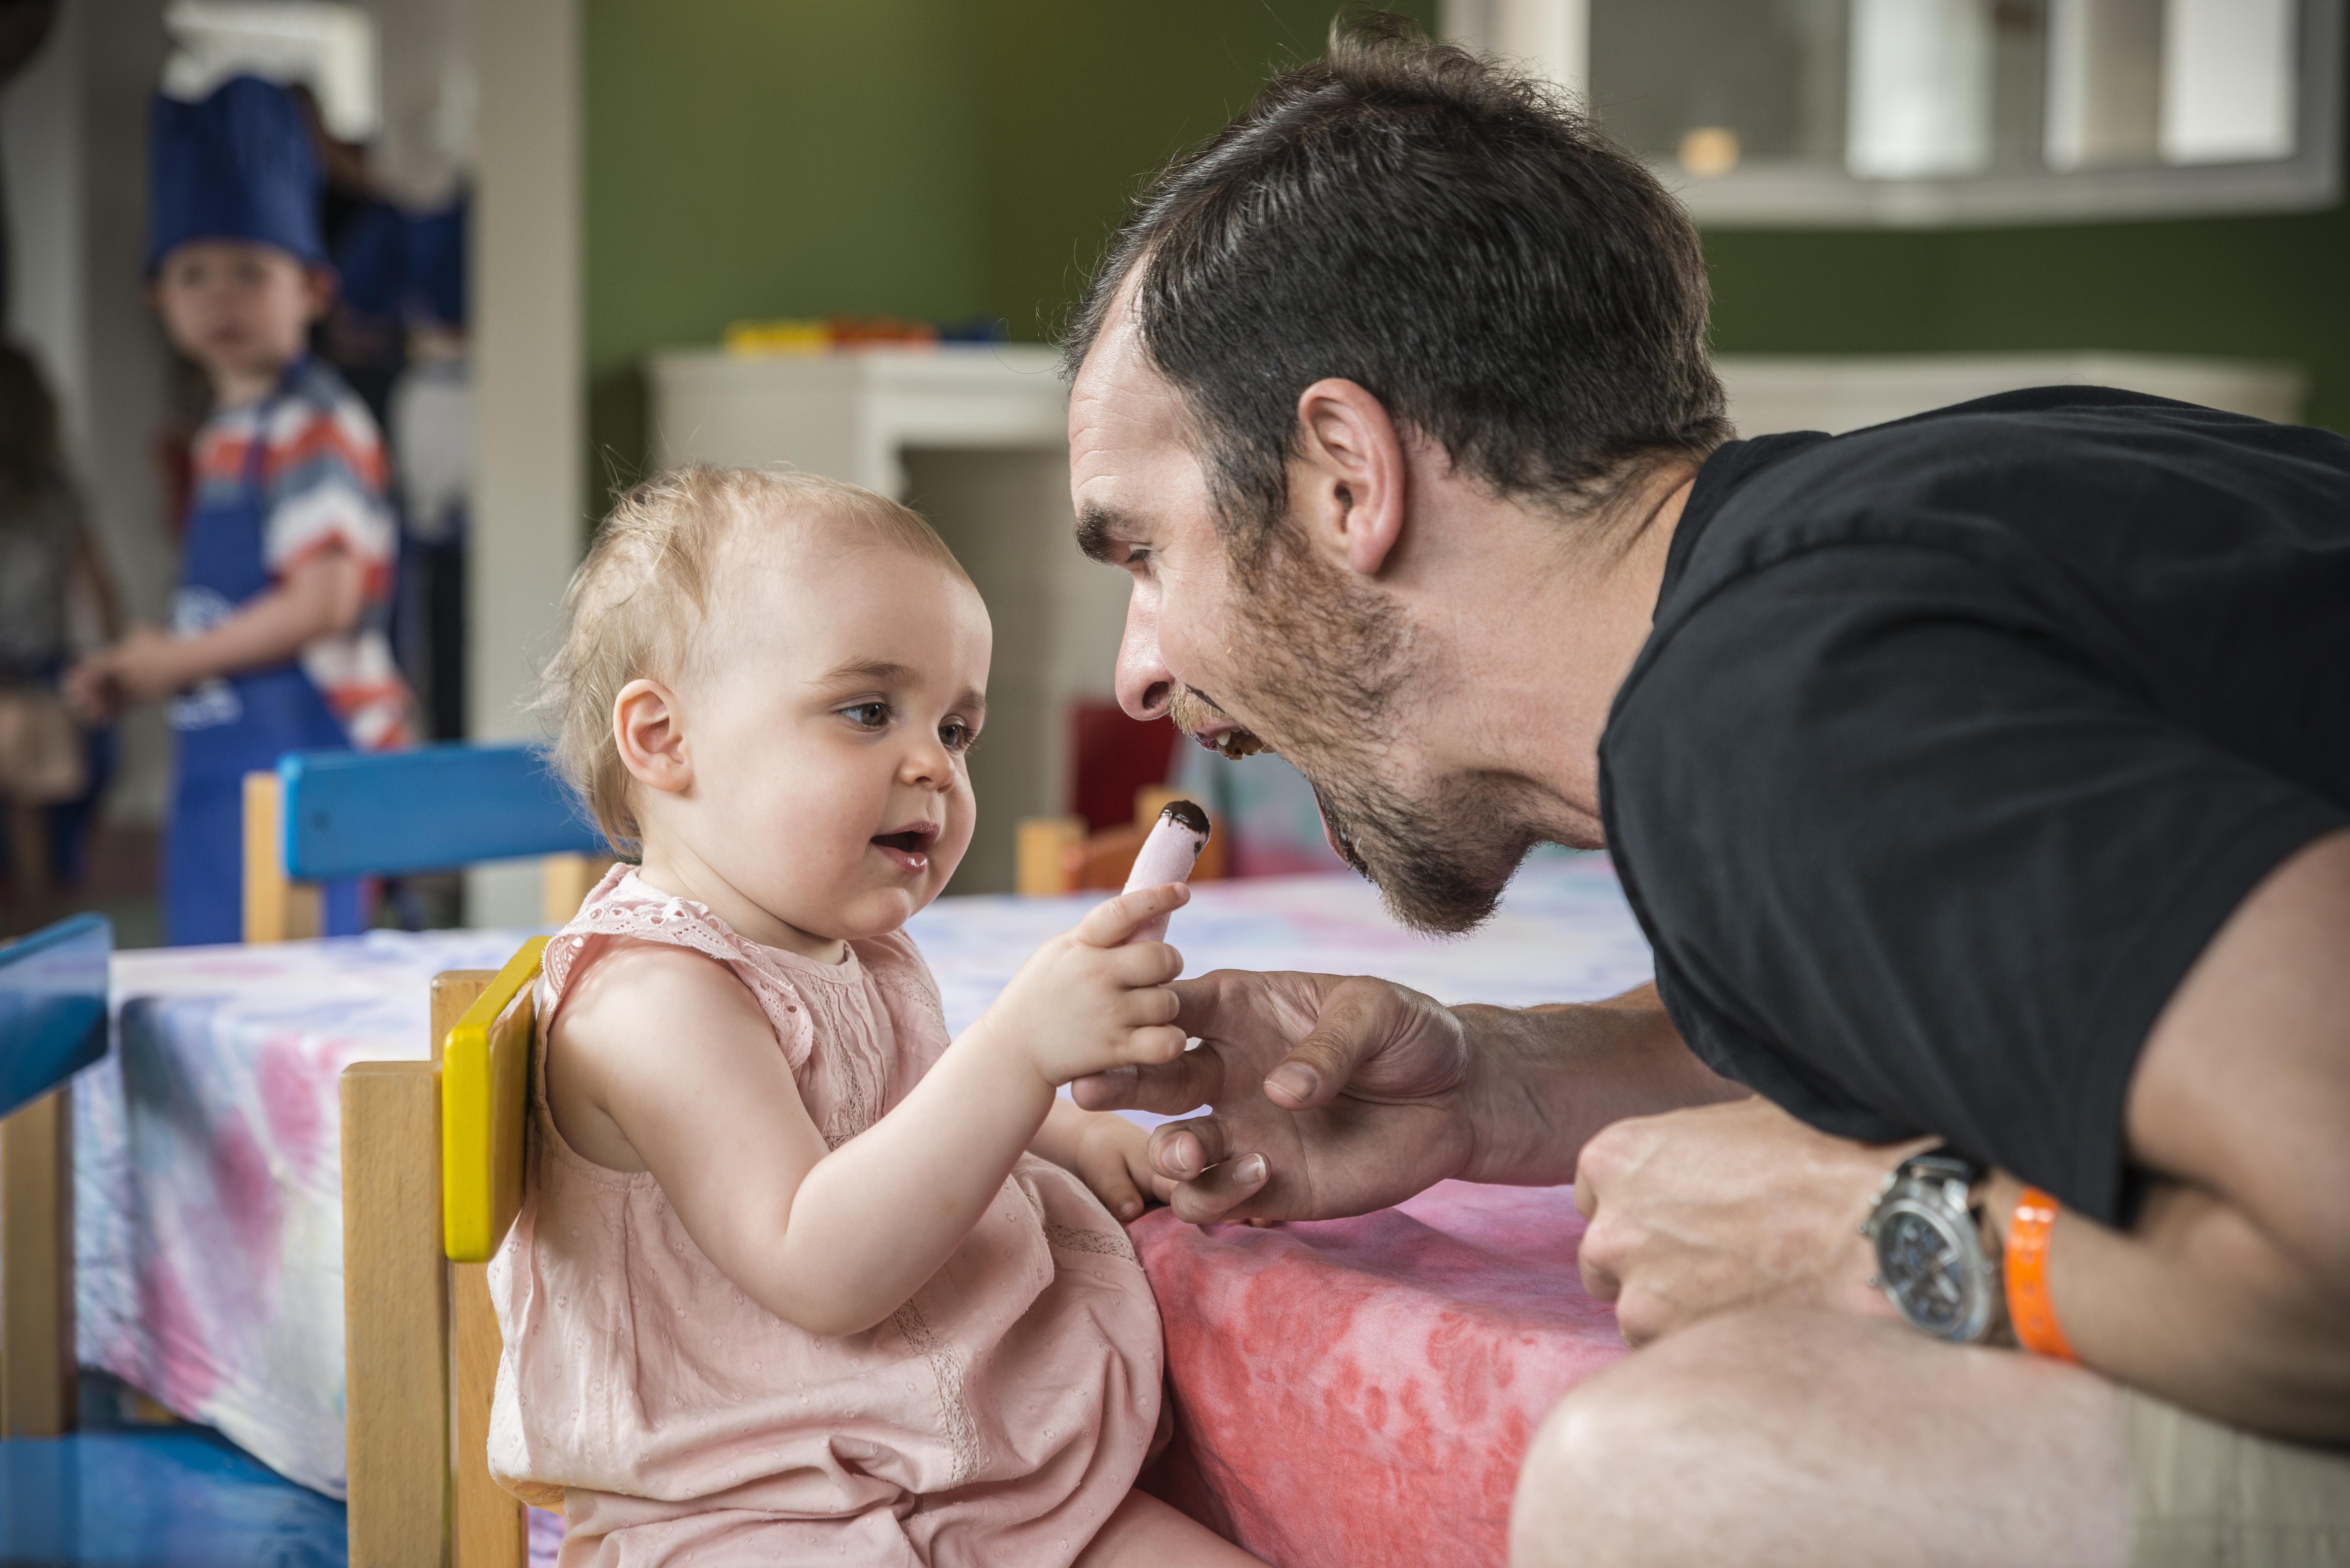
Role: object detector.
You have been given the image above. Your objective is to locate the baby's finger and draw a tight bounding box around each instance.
[1086,1152,1147,1223]
[1071,883,1190,948]
[1119,985,1181,1028]
[1106,940,1184,988]
[1166,1152,1271,1225]
[1122,1023,1189,1065]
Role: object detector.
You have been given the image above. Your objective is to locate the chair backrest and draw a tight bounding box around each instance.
[249,744,610,942]
[1,913,110,1438]
[441,939,544,1262]
[280,745,603,881]
[0,913,110,1122]
[342,937,542,1568]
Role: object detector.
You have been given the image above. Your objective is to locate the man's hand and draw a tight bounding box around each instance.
[1573,1097,1926,1344]
[1071,969,1480,1224]
[1072,969,1743,1225]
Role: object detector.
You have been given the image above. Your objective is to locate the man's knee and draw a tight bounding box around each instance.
[1509,1332,1733,1568]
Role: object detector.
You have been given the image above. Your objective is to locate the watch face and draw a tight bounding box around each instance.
[1877,1205,1973,1338]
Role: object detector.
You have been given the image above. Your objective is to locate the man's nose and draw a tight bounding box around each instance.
[1113,584,1174,722]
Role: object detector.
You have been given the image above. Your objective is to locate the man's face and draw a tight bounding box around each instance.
[1068,299,1539,933]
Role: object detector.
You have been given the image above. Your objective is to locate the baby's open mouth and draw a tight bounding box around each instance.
[870,825,938,871]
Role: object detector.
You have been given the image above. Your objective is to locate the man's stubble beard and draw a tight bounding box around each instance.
[1197,522,1538,936]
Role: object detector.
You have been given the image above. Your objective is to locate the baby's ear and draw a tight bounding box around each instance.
[613,679,692,795]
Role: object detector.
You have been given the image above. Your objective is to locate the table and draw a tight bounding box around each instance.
[80,851,1653,1526]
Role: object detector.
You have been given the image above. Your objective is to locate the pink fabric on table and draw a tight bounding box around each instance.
[1133,1181,1627,1568]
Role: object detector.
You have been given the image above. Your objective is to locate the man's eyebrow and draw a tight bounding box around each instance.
[1074,503,1133,564]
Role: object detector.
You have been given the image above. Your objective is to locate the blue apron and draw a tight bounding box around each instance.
[163,366,364,945]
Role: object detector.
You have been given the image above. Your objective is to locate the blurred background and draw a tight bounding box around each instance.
[3,0,2343,943]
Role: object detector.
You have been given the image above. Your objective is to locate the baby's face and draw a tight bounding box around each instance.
[668,539,989,945]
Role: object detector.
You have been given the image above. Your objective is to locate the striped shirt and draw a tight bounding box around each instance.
[186,359,412,751]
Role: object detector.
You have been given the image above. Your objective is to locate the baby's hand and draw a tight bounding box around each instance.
[1065,1111,1175,1224]
[981,884,1192,1088]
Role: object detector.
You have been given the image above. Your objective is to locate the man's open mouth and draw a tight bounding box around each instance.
[1195,727,1268,760]
[870,825,939,871]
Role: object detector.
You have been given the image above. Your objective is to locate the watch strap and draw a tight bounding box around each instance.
[2005,1186,2078,1362]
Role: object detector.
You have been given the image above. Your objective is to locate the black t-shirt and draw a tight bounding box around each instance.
[1598,388,2350,1225]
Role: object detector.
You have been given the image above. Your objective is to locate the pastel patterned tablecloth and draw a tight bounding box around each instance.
[77,850,1653,1514]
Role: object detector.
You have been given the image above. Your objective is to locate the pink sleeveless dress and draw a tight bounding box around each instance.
[487,868,1166,1567]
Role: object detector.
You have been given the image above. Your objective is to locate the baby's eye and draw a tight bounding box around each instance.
[939,721,979,754]
[841,702,891,731]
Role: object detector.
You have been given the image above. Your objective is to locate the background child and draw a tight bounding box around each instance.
[65,75,409,945]
[503,466,1260,1567]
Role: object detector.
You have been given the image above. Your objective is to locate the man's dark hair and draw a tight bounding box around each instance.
[1065,13,1727,550]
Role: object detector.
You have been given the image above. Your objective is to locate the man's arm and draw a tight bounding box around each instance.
[1073,972,1746,1223]
[2048,825,2350,1437]
[1576,830,2350,1441]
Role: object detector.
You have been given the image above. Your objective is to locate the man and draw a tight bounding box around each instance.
[1063,17,2350,1565]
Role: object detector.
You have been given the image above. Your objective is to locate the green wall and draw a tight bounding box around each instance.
[582,1,1435,507]
[583,3,2348,507]
[1706,201,2350,435]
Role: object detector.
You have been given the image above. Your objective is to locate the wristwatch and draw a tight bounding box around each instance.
[1862,1148,2005,1345]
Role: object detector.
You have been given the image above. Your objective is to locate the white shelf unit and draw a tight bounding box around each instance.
[646,346,1127,895]
[1715,352,2307,435]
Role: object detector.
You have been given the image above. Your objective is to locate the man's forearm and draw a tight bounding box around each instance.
[1989,1169,2350,1440]
[1456,984,1750,1187]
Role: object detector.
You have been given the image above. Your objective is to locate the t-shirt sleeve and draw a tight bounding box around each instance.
[1602,543,2345,1224]
[261,397,396,598]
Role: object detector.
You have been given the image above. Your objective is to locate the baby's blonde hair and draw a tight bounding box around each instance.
[539,464,969,852]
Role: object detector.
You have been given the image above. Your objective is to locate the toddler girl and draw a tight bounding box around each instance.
[491,466,1260,1567]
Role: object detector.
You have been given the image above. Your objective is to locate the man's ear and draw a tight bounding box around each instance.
[1290,377,1408,579]
[613,679,692,797]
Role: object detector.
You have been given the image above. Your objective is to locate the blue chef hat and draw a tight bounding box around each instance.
[148,75,326,274]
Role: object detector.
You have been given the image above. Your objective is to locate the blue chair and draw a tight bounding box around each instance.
[241,743,612,941]
[1,912,110,1436]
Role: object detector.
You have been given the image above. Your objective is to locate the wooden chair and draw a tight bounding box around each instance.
[244,743,611,942]
[1016,785,1227,897]
[342,935,543,1568]
[0,912,110,1437]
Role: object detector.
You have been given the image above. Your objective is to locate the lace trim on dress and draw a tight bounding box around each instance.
[891,1294,981,1487]
[1042,1222,1139,1265]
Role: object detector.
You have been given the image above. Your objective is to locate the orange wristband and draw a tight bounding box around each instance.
[2005,1186,2078,1362]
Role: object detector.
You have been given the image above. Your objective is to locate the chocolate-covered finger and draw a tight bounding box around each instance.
[1118,801,1210,944]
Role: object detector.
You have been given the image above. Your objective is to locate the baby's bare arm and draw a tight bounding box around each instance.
[553,886,1192,1337]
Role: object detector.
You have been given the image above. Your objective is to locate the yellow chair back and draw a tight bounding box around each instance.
[441,938,544,1263]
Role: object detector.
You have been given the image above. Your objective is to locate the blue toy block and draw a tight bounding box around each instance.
[277,743,608,881]
[0,913,111,1121]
